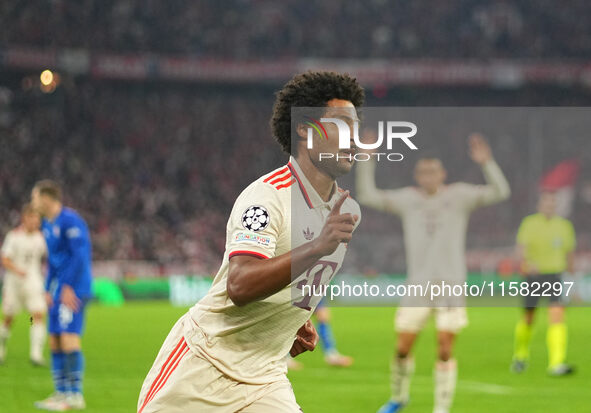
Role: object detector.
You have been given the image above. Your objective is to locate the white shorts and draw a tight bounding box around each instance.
[395,307,468,334]
[138,317,302,413]
[1,277,46,316]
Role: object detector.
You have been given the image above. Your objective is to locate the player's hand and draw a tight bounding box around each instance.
[45,292,53,308]
[469,133,492,165]
[290,320,318,357]
[312,191,359,257]
[60,284,81,312]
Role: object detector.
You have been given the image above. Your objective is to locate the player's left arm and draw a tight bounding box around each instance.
[60,220,87,311]
[463,133,511,209]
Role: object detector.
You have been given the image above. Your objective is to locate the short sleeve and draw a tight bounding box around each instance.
[227,182,285,260]
[1,232,15,259]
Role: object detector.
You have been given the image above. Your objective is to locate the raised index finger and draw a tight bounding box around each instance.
[330,190,349,216]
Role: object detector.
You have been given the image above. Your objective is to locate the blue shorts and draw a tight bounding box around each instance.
[48,300,88,335]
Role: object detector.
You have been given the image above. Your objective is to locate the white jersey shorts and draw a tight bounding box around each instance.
[1,276,46,316]
[395,306,468,334]
[137,314,302,413]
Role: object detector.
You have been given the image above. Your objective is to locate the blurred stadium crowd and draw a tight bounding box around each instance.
[1,80,591,274]
[0,82,282,270]
[2,0,591,58]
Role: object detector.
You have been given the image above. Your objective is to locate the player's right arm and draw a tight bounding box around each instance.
[458,134,511,210]
[0,232,26,277]
[1,256,27,277]
[355,158,406,215]
[227,191,357,307]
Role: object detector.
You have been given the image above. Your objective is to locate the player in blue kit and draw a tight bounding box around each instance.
[31,180,93,411]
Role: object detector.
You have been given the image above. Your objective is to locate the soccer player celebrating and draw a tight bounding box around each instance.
[31,180,93,411]
[356,134,510,413]
[0,203,48,366]
[512,191,576,376]
[137,71,363,413]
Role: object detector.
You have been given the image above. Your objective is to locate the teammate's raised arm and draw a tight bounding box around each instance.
[227,191,357,306]
[468,133,492,165]
[462,133,511,209]
[356,157,388,210]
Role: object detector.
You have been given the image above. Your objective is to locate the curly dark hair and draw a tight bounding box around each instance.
[271,71,365,154]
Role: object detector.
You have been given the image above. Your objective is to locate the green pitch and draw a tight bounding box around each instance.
[0,302,589,412]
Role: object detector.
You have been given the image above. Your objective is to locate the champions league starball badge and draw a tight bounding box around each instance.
[241,206,270,232]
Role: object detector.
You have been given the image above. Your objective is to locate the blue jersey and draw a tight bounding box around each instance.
[42,207,93,300]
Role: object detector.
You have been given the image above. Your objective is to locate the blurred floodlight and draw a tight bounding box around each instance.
[40,69,54,86]
[39,70,60,93]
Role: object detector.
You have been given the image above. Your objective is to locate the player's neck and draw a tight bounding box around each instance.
[422,186,441,196]
[294,154,336,202]
[46,203,63,221]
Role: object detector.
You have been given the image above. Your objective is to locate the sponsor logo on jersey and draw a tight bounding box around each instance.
[303,227,314,240]
[66,227,81,238]
[234,231,271,246]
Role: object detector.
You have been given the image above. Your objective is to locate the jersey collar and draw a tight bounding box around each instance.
[288,156,339,210]
[43,207,65,226]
